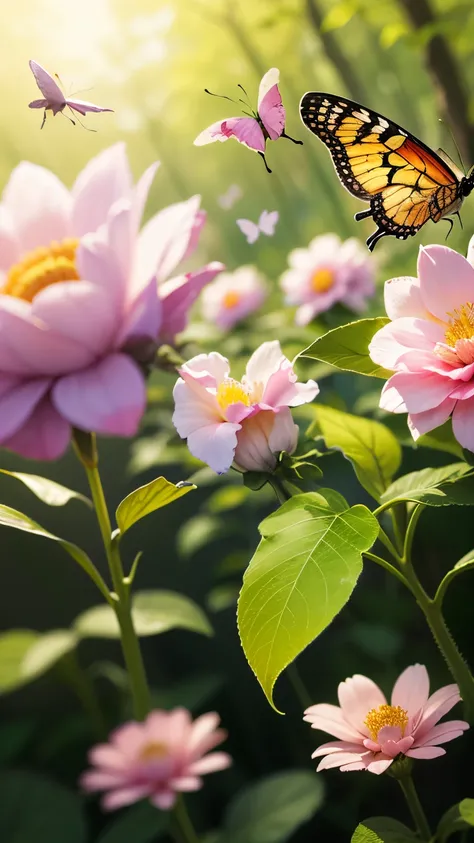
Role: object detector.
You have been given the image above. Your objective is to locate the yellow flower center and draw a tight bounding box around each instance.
[364,704,409,741]
[222,290,241,309]
[310,267,334,294]
[2,238,80,302]
[216,378,251,413]
[138,741,169,762]
[444,302,474,346]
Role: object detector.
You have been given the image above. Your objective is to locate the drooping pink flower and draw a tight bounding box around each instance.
[0,143,223,460]
[304,664,468,775]
[80,708,231,811]
[368,243,474,451]
[172,340,319,474]
[201,266,267,330]
[280,234,375,325]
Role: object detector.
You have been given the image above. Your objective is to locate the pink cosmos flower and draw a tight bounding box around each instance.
[0,143,222,460]
[280,234,375,325]
[172,340,319,474]
[80,708,231,811]
[368,243,474,451]
[304,664,469,775]
[201,266,267,330]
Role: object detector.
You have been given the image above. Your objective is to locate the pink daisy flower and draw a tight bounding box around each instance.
[369,243,474,452]
[80,708,231,811]
[172,340,319,474]
[0,144,222,460]
[304,664,469,775]
[280,234,375,325]
[201,266,267,330]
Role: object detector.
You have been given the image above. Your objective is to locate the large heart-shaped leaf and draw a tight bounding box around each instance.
[308,405,401,500]
[116,477,195,534]
[300,318,391,378]
[380,463,474,507]
[0,470,91,507]
[238,492,379,708]
[0,771,87,843]
[352,817,417,842]
[75,591,212,639]
[218,770,324,843]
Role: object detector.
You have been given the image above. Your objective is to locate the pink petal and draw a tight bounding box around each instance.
[406,746,446,760]
[0,205,20,271]
[452,397,474,452]
[418,246,474,321]
[186,712,221,756]
[245,340,287,385]
[187,752,232,775]
[186,422,241,474]
[178,352,230,387]
[80,771,127,791]
[391,664,430,715]
[52,353,146,436]
[71,143,132,236]
[2,396,70,460]
[380,371,455,414]
[0,377,50,439]
[369,318,444,371]
[75,229,124,314]
[136,195,203,286]
[384,276,428,320]
[172,379,220,439]
[379,735,414,757]
[169,776,201,791]
[132,162,160,238]
[32,281,117,357]
[110,721,148,755]
[414,719,469,747]
[150,790,177,810]
[311,740,365,758]
[366,757,393,774]
[408,398,456,440]
[467,234,474,268]
[268,407,299,454]
[2,162,71,251]
[340,760,368,771]
[338,675,386,736]
[303,703,364,742]
[116,276,162,349]
[102,785,152,811]
[416,685,462,737]
[159,262,224,342]
[317,751,368,771]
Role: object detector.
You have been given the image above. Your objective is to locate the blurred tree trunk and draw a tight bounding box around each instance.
[304,0,367,104]
[397,0,474,165]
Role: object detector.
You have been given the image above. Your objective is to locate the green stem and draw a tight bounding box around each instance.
[172,796,200,843]
[402,504,424,563]
[390,503,406,555]
[378,526,403,564]
[397,774,431,842]
[434,557,474,607]
[286,662,313,710]
[268,475,291,505]
[59,652,107,738]
[363,551,413,591]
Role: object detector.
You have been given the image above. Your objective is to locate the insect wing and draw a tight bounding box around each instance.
[258,68,285,140]
[66,98,113,115]
[29,60,65,106]
[194,116,265,152]
[236,218,260,244]
[258,210,279,236]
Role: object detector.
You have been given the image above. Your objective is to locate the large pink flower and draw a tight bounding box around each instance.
[80,708,231,811]
[280,234,375,325]
[172,340,319,474]
[0,144,223,460]
[304,664,468,775]
[369,244,474,451]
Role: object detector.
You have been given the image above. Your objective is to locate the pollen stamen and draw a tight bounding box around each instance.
[364,704,409,741]
[216,378,251,413]
[444,302,474,347]
[3,238,80,302]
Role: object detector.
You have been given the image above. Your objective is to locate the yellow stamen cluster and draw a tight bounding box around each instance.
[310,267,334,294]
[222,290,241,309]
[444,303,474,347]
[3,238,80,302]
[216,378,251,413]
[364,704,409,741]
[138,741,169,762]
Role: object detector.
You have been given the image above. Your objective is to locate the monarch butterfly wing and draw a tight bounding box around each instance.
[300,92,462,249]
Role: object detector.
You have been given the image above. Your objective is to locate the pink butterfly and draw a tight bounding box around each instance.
[28,60,113,129]
[194,68,302,173]
[236,210,279,244]
[218,184,243,210]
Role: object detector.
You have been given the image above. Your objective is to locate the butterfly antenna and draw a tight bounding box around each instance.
[455,210,463,230]
[443,217,455,240]
[54,73,64,90]
[204,88,238,105]
[67,106,96,132]
[237,83,252,107]
[438,118,466,173]
[258,152,272,174]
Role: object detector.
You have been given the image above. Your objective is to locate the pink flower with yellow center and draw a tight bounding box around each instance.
[0,144,223,460]
[172,340,319,474]
[201,266,267,330]
[80,708,231,811]
[304,664,468,775]
[280,234,375,325]
[369,243,474,451]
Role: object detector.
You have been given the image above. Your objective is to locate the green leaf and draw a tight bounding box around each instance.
[237,493,379,709]
[0,630,39,693]
[437,799,474,842]
[0,470,91,507]
[207,485,250,513]
[177,514,225,558]
[221,770,324,843]
[455,549,474,570]
[21,630,77,681]
[416,420,463,458]
[300,318,391,379]
[460,799,474,825]
[97,801,168,843]
[308,405,401,500]
[352,816,417,842]
[0,771,87,843]
[0,505,110,601]
[116,476,195,534]
[75,590,212,639]
[380,463,474,507]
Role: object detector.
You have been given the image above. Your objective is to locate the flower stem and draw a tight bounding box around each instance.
[286,662,313,710]
[172,796,200,843]
[268,474,291,504]
[397,773,431,842]
[59,652,107,738]
[75,432,151,721]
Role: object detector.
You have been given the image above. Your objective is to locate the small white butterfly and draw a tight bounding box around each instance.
[218,184,243,210]
[236,210,279,244]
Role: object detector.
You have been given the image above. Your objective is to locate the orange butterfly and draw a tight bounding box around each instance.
[300,92,474,251]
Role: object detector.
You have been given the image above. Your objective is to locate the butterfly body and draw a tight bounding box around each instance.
[300,92,473,250]
[28,60,113,129]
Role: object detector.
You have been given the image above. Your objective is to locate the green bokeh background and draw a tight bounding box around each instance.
[1,0,474,840]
